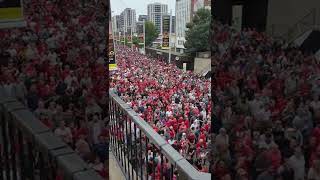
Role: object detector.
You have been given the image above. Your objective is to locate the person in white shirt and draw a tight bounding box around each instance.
[90,115,103,145]
[168,137,176,145]
[248,96,262,116]
[166,110,172,117]
[54,121,72,144]
[310,96,320,112]
[215,128,229,148]
[200,109,207,120]
[3,81,14,97]
[47,50,58,65]
[25,44,37,60]
[288,147,305,180]
[64,71,78,88]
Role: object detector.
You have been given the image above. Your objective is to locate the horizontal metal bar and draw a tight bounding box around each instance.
[10,109,50,138]
[34,131,67,155]
[56,153,92,179]
[110,91,168,148]
[73,169,104,180]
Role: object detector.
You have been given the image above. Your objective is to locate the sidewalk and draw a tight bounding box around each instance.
[109,150,126,180]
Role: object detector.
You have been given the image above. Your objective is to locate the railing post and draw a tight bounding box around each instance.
[1,105,10,180]
[8,120,17,180]
[17,129,25,180]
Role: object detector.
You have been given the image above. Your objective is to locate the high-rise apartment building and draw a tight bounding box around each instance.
[175,0,192,51]
[138,15,148,22]
[162,15,176,34]
[112,15,121,33]
[120,8,136,34]
[136,21,144,34]
[147,3,168,34]
[171,16,176,34]
[136,15,147,35]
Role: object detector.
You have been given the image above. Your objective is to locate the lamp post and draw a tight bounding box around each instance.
[168,9,172,64]
[131,25,133,50]
[143,19,146,54]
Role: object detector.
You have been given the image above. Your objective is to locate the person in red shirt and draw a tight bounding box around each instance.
[196,138,207,149]
[188,131,196,143]
[309,145,320,168]
[61,65,70,80]
[179,122,187,133]
[311,123,320,146]
[37,79,51,99]
[169,126,175,138]
[266,144,282,170]
[39,113,53,129]
[213,160,231,180]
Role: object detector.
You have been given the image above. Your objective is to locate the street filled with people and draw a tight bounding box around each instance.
[211,20,320,179]
[0,0,108,178]
[110,46,212,175]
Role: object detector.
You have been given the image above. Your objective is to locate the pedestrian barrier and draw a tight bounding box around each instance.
[0,89,103,180]
[109,89,211,180]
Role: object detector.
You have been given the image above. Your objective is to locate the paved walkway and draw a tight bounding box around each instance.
[109,150,126,180]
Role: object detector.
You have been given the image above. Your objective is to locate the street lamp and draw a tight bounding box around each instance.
[168,9,172,64]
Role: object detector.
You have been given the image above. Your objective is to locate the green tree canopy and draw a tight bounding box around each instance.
[145,21,158,46]
[185,8,211,55]
[123,36,144,48]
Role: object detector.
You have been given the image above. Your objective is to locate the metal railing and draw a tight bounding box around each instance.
[267,8,317,42]
[0,89,103,180]
[284,8,317,42]
[109,89,211,180]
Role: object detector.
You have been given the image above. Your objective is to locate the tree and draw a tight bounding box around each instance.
[145,21,158,46]
[184,8,211,55]
[124,37,130,47]
[132,36,140,46]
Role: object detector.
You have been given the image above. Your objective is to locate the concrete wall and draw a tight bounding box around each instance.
[194,57,211,74]
[267,0,320,37]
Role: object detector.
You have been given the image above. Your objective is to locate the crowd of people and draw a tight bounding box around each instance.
[5,0,320,179]
[211,20,320,180]
[0,0,109,178]
[110,46,212,175]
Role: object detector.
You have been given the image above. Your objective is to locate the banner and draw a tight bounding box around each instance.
[138,34,144,45]
[162,32,169,49]
[127,35,132,43]
[162,15,170,49]
[0,0,26,29]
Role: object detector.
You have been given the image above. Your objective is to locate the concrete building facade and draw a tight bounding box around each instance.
[120,8,136,34]
[194,0,211,12]
[175,0,192,51]
[147,3,168,34]
[111,15,121,33]
[136,21,144,34]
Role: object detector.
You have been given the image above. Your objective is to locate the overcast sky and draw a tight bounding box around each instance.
[111,0,176,18]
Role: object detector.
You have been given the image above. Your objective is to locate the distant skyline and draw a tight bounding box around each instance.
[111,0,176,18]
